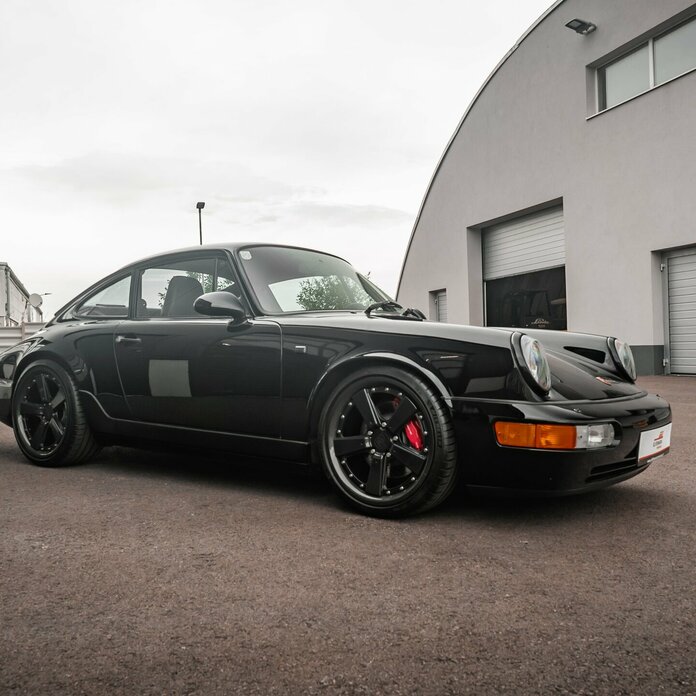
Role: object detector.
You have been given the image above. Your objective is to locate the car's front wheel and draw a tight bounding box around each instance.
[11,360,100,467]
[319,366,458,517]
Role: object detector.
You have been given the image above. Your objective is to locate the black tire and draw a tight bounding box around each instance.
[11,359,101,467]
[318,366,458,517]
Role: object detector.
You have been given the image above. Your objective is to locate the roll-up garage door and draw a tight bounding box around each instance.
[435,291,448,322]
[483,207,565,280]
[668,251,696,374]
[483,206,566,330]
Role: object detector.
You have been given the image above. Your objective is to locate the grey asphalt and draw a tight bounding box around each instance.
[1,376,694,695]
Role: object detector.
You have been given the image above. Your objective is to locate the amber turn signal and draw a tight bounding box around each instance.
[494,422,578,450]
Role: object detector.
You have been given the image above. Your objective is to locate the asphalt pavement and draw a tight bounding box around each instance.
[1,376,694,695]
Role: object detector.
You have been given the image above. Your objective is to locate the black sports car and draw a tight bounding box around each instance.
[0,243,672,516]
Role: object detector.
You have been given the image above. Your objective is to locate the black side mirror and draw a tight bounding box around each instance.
[194,292,247,324]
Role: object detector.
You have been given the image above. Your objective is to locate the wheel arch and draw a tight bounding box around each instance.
[9,347,102,466]
[8,349,81,425]
[306,352,453,442]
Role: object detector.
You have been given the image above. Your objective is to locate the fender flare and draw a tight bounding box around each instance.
[306,351,454,437]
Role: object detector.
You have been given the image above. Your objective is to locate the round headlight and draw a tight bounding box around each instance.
[519,335,552,393]
[610,338,636,381]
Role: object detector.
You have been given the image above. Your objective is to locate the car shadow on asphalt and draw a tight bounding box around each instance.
[433,475,675,524]
[93,443,336,503]
[87,444,674,524]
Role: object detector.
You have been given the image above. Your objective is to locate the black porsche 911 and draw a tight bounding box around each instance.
[0,243,672,516]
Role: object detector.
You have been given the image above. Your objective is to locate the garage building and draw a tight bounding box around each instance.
[397,0,696,375]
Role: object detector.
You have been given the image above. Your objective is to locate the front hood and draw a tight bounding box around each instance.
[545,350,643,401]
[271,313,643,402]
[521,328,643,400]
[271,312,516,350]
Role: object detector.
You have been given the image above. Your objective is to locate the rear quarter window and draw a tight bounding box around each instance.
[74,275,131,318]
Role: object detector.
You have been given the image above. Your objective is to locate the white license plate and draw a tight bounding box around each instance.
[638,423,672,462]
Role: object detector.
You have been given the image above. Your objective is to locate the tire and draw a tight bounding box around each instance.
[318,366,458,517]
[11,359,101,467]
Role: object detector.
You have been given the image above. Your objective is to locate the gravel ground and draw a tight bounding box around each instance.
[1,376,694,695]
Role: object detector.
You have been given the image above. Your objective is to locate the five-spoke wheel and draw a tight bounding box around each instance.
[11,360,100,467]
[14,370,67,458]
[319,366,457,517]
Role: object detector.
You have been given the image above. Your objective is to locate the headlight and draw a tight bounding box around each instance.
[575,423,616,449]
[519,334,552,393]
[608,338,636,381]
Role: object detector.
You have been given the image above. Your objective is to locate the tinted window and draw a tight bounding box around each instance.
[238,246,385,313]
[75,275,131,318]
[137,256,242,319]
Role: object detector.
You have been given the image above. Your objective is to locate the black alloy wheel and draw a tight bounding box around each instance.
[11,360,100,467]
[319,366,457,517]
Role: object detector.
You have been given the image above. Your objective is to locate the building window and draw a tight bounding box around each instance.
[598,45,649,110]
[597,15,696,112]
[654,17,696,85]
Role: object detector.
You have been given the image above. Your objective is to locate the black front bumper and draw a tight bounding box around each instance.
[451,392,671,494]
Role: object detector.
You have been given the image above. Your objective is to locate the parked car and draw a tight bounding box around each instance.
[0,243,672,516]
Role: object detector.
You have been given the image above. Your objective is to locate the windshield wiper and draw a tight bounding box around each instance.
[364,301,425,321]
[365,301,403,317]
[402,307,427,320]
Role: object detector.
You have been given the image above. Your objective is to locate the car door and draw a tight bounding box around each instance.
[113,251,282,438]
[66,272,133,420]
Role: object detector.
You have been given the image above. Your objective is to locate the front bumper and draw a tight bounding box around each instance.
[451,391,671,494]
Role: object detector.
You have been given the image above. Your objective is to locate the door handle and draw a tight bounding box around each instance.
[115,334,142,345]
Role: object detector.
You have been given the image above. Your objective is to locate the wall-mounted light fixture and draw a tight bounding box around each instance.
[565,18,596,35]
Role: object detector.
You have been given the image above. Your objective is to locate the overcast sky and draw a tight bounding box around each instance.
[1,0,552,318]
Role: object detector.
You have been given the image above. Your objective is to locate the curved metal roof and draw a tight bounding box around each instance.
[395,0,566,297]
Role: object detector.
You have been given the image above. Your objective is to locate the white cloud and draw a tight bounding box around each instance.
[0,0,553,317]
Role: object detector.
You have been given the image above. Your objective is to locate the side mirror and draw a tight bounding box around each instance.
[194,292,248,324]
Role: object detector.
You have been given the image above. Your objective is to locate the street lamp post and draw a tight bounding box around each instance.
[196,201,206,245]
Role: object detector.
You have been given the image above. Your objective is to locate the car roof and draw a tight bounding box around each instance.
[49,242,356,324]
[122,242,350,270]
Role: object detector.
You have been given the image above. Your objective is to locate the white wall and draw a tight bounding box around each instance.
[398,0,696,350]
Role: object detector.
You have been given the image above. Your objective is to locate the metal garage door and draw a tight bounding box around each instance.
[435,291,448,322]
[483,207,565,280]
[667,251,696,374]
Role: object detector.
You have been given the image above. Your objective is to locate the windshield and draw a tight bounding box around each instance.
[237,246,389,313]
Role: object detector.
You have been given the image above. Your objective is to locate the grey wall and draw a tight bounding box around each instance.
[397,0,696,354]
[1,263,38,326]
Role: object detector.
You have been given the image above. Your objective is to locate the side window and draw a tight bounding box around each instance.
[137,255,244,319]
[74,275,131,318]
[216,258,243,299]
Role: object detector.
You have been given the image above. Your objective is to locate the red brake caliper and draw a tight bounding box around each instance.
[393,397,424,451]
[404,419,424,451]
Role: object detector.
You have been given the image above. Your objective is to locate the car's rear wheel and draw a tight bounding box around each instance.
[319,366,458,517]
[11,360,100,467]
